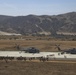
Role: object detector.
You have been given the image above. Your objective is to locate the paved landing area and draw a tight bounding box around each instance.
[0,51,76,60]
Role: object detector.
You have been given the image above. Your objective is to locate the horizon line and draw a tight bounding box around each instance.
[0,11,76,17]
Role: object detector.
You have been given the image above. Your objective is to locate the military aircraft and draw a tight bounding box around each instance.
[55,45,76,54]
[14,44,40,53]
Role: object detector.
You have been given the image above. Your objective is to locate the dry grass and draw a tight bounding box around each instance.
[0,61,76,75]
[0,37,76,75]
[0,39,76,51]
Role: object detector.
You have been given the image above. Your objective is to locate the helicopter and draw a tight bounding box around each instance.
[55,45,76,54]
[14,44,40,53]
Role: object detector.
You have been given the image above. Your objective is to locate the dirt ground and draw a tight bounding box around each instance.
[0,38,76,75]
[0,60,76,75]
[0,39,76,51]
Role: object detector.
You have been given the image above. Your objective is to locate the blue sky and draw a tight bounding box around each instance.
[0,0,76,16]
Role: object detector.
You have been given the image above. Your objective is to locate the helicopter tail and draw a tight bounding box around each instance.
[14,43,21,50]
[55,44,61,51]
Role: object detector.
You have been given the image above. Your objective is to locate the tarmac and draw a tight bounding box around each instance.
[0,51,76,60]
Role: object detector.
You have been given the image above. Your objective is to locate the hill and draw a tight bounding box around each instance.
[0,12,76,35]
